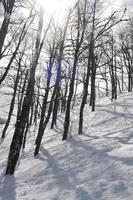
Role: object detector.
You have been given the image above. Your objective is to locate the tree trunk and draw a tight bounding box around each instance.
[34,87,56,156]
[1,56,22,138]
[78,50,91,134]
[5,8,44,175]
[62,56,78,140]
[0,0,15,58]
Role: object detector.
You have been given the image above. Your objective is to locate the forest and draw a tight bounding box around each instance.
[0,0,133,199]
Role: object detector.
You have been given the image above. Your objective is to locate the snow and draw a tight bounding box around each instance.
[0,86,13,122]
[1,91,133,199]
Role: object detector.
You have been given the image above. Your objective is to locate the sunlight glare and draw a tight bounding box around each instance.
[37,0,76,23]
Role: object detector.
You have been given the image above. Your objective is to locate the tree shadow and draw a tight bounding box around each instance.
[109,155,133,166]
[71,135,133,169]
[36,146,94,199]
[0,118,6,125]
[83,134,100,140]
[76,186,93,200]
[89,107,133,129]
[39,146,74,189]
[100,109,133,118]
[53,125,63,134]
[104,126,133,137]
[0,175,16,200]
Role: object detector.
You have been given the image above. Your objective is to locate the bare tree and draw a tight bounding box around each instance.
[5,7,45,175]
[62,0,87,140]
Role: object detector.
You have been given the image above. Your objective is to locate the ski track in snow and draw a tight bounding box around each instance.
[1,90,133,199]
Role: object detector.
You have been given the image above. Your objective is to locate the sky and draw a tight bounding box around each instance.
[127,0,133,7]
[106,0,133,11]
[0,0,133,26]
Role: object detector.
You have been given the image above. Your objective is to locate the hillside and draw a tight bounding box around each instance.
[1,92,133,200]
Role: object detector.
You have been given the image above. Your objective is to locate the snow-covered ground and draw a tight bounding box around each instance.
[0,87,13,123]
[1,91,133,200]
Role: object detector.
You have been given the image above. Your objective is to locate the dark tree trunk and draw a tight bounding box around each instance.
[0,0,15,58]
[1,56,22,138]
[62,55,78,140]
[51,59,62,129]
[5,75,35,175]
[121,65,124,91]
[34,50,56,149]
[29,96,34,126]
[34,87,56,156]
[34,80,40,125]
[89,38,96,111]
[23,118,29,149]
[50,19,68,128]
[72,77,78,109]
[17,70,28,119]
[0,16,30,85]
[78,51,91,134]
[5,8,44,175]
[127,60,132,92]
[90,67,96,112]
[62,0,87,140]
[51,89,60,128]
[61,83,68,113]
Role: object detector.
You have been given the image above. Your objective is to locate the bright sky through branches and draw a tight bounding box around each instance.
[37,0,77,23]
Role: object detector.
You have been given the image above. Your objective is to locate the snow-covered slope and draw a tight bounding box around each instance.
[0,87,13,123]
[1,92,133,200]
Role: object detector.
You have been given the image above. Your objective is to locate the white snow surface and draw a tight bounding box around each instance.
[1,91,133,199]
